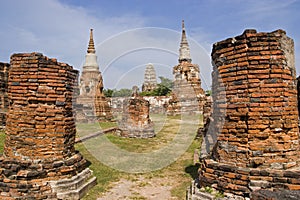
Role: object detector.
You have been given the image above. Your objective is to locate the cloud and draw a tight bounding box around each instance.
[96,27,211,90]
[0,0,146,68]
[1,0,212,90]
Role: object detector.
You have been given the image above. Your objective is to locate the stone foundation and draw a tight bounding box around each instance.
[0,53,96,199]
[199,29,300,198]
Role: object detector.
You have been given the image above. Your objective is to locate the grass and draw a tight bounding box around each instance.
[76,121,117,137]
[0,130,5,154]
[0,114,203,200]
[75,142,123,199]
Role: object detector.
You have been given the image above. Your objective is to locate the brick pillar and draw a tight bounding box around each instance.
[0,62,9,127]
[0,53,96,199]
[199,30,300,198]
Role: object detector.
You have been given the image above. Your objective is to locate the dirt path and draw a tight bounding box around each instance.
[97,176,178,200]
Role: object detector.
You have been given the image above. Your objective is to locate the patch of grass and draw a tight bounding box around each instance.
[105,115,187,153]
[0,130,5,154]
[76,121,117,137]
[129,194,147,200]
[0,114,202,200]
[75,142,123,200]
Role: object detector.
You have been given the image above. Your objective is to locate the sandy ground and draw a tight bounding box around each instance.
[97,176,178,200]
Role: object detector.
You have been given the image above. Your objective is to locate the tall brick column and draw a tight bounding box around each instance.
[0,62,9,126]
[199,30,300,198]
[0,53,96,199]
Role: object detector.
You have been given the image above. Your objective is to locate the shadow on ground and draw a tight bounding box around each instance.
[185,163,200,179]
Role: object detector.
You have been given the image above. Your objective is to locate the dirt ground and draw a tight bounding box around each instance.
[97,175,180,200]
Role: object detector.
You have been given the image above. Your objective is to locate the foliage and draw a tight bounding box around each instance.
[0,130,5,154]
[204,186,213,193]
[158,76,173,90]
[205,90,212,96]
[103,88,132,97]
[103,88,114,97]
[140,76,173,96]
[104,76,173,97]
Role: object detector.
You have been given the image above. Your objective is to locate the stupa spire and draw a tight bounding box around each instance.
[87,29,96,54]
[83,28,99,70]
[179,20,192,63]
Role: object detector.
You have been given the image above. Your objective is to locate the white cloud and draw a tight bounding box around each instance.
[0,0,146,68]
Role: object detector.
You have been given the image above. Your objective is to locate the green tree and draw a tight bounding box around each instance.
[103,89,114,97]
[158,76,173,90]
[140,76,173,96]
[112,88,132,97]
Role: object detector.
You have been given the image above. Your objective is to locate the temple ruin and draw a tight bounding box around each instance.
[76,29,112,122]
[94,73,113,121]
[142,63,157,92]
[199,29,300,198]
[0,52,96,199]
[0,62,9,127]
[118,86,155,138]
[167,20,206,115]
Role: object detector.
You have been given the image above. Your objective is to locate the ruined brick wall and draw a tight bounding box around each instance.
[0,53,95,199]
[297,76,300,119]
[110,96,170,115]
[0,62,9,126]
[171,61,206,115]
[199,29,300,197]
[5,53,78,160]
[118,92,155,138]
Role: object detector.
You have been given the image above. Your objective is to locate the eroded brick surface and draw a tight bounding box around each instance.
[0,53,91,199]
[199,29,300,198]
[118,87,155,138]
[0,62,9,127]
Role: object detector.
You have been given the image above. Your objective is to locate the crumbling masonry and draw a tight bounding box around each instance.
[0,53,96,199]
[199,29,300,198]
[0,62,9,127]
[168,20,205,115]
[118,86,155,138]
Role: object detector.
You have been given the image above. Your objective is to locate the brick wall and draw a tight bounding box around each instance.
[118,93,155,138]
[199,29,300,198]
[0,62,9,126]
[0,53,95,199]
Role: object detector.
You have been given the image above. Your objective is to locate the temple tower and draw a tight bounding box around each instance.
[142,63,157,92]
[76,29,112,122]
[77,29,101,106]
[168,20,205,115]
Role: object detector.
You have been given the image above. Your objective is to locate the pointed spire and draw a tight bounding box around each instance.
[83,29,99,70]
[87,29,96,54]
[179,20,192,63]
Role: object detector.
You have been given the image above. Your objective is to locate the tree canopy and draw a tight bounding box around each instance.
[103,76,173,97]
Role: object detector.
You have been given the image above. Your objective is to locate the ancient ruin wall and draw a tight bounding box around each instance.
[5,53,78,160]
[0,62,9,126]
[118,89,155,138]
[0,53,95,199]
[200,29,300,197]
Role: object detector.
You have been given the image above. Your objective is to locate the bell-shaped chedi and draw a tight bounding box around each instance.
[167,20,205,115]
[76,29,112,122]
[77,29,101,105]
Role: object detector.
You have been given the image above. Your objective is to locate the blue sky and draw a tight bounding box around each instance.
[0,0,299,90]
